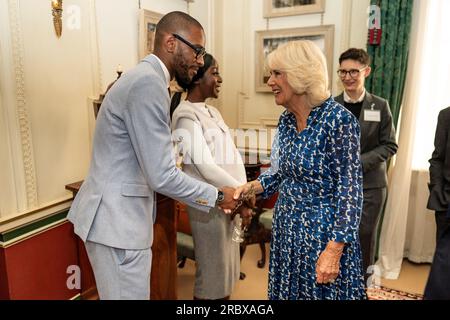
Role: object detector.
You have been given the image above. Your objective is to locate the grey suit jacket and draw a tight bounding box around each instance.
[427,107,450,212]
[68,55,217,250]
[335,92,398,189]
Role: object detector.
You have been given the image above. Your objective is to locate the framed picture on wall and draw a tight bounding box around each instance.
[263,0,325,18]
[255,25,334,92]
[139,9,163,60]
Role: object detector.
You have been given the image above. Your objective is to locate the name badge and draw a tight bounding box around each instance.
[364,110,381,122]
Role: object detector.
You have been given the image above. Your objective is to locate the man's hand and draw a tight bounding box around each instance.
[234,183,253,201]
[233,181,263,201]
[217,186,238,214]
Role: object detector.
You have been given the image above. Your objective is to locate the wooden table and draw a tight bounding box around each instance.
[65,181,177,300]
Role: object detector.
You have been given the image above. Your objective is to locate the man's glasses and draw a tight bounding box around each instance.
[172,33,206,60]
[337,66,368,79]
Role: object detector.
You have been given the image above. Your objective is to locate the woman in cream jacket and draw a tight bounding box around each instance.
[170,53,249,300]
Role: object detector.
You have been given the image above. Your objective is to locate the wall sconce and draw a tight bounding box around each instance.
[51,0,63,38]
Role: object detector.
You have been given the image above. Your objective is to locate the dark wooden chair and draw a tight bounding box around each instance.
[238,162,270,277]
[176,231,195,268]
[239,196,274,273]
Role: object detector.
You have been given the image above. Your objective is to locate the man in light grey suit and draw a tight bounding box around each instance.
[67,11,241,300]
[335,48,398,285]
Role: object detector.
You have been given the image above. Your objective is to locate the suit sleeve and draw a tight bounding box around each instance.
[124,75,217,212]
[360,100,398,173]
[428,109,448,207]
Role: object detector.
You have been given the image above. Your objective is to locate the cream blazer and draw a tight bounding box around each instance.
[171,101,247,188]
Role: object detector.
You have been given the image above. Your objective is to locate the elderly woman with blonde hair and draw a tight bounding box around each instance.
[234,40,367,300]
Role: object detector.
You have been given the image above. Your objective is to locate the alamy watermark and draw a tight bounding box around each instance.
[66,265,81,290]
[367,5,381,29]
[66,5,81,31]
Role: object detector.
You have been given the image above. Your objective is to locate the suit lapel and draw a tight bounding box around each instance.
[334,94,344,106]
[360,92,373,122]
[336,92,373,151]
[359,93,376,151]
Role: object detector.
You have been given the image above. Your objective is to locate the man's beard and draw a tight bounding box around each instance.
[174,53,192,89]
[175,72,191,89]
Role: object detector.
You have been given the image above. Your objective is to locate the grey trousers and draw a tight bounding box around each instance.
[85,241,152,300]
[360,187,387,284]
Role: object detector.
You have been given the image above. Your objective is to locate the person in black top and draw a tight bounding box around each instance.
[335,48,398,286]
[424,106,450,300]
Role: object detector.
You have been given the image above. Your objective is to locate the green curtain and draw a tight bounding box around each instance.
[366,0,414,129]
[369,0,414,262]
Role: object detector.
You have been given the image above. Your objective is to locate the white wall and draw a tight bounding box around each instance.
[95,0,140,92]
[0,0,21,217]
[0,0,97,218]
[0,89,18,216]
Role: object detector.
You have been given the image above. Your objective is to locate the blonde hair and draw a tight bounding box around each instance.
[266,40,330,108]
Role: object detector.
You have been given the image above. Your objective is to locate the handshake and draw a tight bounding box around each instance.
[217,182,259,227]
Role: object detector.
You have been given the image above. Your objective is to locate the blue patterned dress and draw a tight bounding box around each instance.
[258,97,367,300]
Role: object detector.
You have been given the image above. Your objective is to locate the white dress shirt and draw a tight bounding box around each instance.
[344,89,366,104]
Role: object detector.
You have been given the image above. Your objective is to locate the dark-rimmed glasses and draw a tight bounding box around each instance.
[337,66,368,79]
[172,33,206,60]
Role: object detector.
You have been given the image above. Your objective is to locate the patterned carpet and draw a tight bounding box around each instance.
[367,286,423,300]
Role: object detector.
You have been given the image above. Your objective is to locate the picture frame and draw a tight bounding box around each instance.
[264,0,326,18]
[255,25,334,92]
[139,9,163,60]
